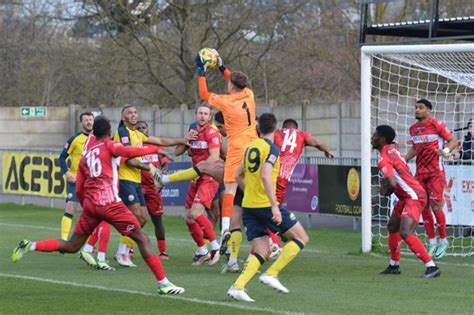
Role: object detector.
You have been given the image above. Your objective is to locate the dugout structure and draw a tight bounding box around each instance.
[360,0,474,255]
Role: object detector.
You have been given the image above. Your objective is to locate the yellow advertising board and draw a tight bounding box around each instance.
[2,151,66,198]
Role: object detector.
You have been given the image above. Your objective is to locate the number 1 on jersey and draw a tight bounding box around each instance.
[242,102,251,126]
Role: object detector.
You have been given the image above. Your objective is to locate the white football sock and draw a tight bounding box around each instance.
[198,246,209,256]
[117,243,127,255]
[425,260,436,267]
[97,252,106,262]
[210,240,219,251]
[83,244,94,253]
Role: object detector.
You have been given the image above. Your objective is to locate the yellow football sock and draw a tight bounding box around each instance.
[167,167,199,183]
[120,236,135,248]
[234,254,264,289]
[60,213,73,240]
[266,239,304,276]
[229,229,242,262]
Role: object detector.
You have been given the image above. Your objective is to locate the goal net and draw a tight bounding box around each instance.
[361,44,474,257]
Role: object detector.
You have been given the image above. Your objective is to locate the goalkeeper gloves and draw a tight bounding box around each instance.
[195,54,207,77]
[216,51,227,73]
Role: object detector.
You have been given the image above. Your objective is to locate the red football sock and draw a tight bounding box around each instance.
[195,214,216,242]
[157,240,166,253]
[97,222,110,253]
[405,234,431,264]
[186,222,205,247]
[433,210,447,239]
[422,209,436,239]
[388,232,402,261]
[144,255,166,281]
[87,233,98,247]
[268,230,282,248]
[35,239,60,252]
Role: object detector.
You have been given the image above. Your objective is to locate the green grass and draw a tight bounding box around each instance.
[0,203,473,314]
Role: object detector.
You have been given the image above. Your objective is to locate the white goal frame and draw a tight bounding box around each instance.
[360,43,474,253]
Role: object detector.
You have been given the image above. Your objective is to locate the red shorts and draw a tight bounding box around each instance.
[185,175,219,210]
[276,177,288,204]
[392,197,427,221]
[144,189,164,217]
[415,172,446,203]
[74,198,140,236]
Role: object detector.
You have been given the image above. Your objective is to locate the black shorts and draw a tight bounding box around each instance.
[234,187,244,207]
[242,206,297,241]
[119,180,145,206]
[213,183,225,201]
[66,182,78,203]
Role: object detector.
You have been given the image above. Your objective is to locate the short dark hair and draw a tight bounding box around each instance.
[376,125,396,144]
[230,71,248,90]
[121,105,135,113]
[93,115,111,138]
[214,111,224,124]
[196,103,211,113]
[136,120,148,127]
[416,99,432,110]
[258,113,277,135]
[79,112,93,122]
[282,119,298,129]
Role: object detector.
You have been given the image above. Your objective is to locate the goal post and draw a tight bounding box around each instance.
[360,43,474,255]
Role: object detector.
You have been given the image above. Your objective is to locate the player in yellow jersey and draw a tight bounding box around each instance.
[227,113,310,303]
[58,112,94,240]
[114,105,193,267]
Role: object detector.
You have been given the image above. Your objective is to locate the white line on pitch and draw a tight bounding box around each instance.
[0,273,305,315]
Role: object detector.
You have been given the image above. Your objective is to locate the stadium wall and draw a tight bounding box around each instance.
[0,101,361,157]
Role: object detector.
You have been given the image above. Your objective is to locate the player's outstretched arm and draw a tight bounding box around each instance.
[107,141,158,158]
[146,135,189,147]
[174,144,188,156]
[59,140,75,183]
[75,163,86,206]
[380,176,396,196]
[217,54,231,81]
[306,136,335,159]
[125,158,150,171]
[436,135,457,157]
[261,162,282,225]
[404,144,417,162]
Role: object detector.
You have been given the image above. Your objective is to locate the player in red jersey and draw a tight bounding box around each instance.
[372,125,440,278]
[405,99,457,259]
[175,104,222,266]
[12,116,185,295]
[136,121,170,260]
[274,119,335,204]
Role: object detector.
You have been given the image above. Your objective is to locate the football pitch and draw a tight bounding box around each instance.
[0,203,473,314]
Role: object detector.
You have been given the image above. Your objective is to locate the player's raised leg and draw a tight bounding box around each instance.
[13,206,98,262]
